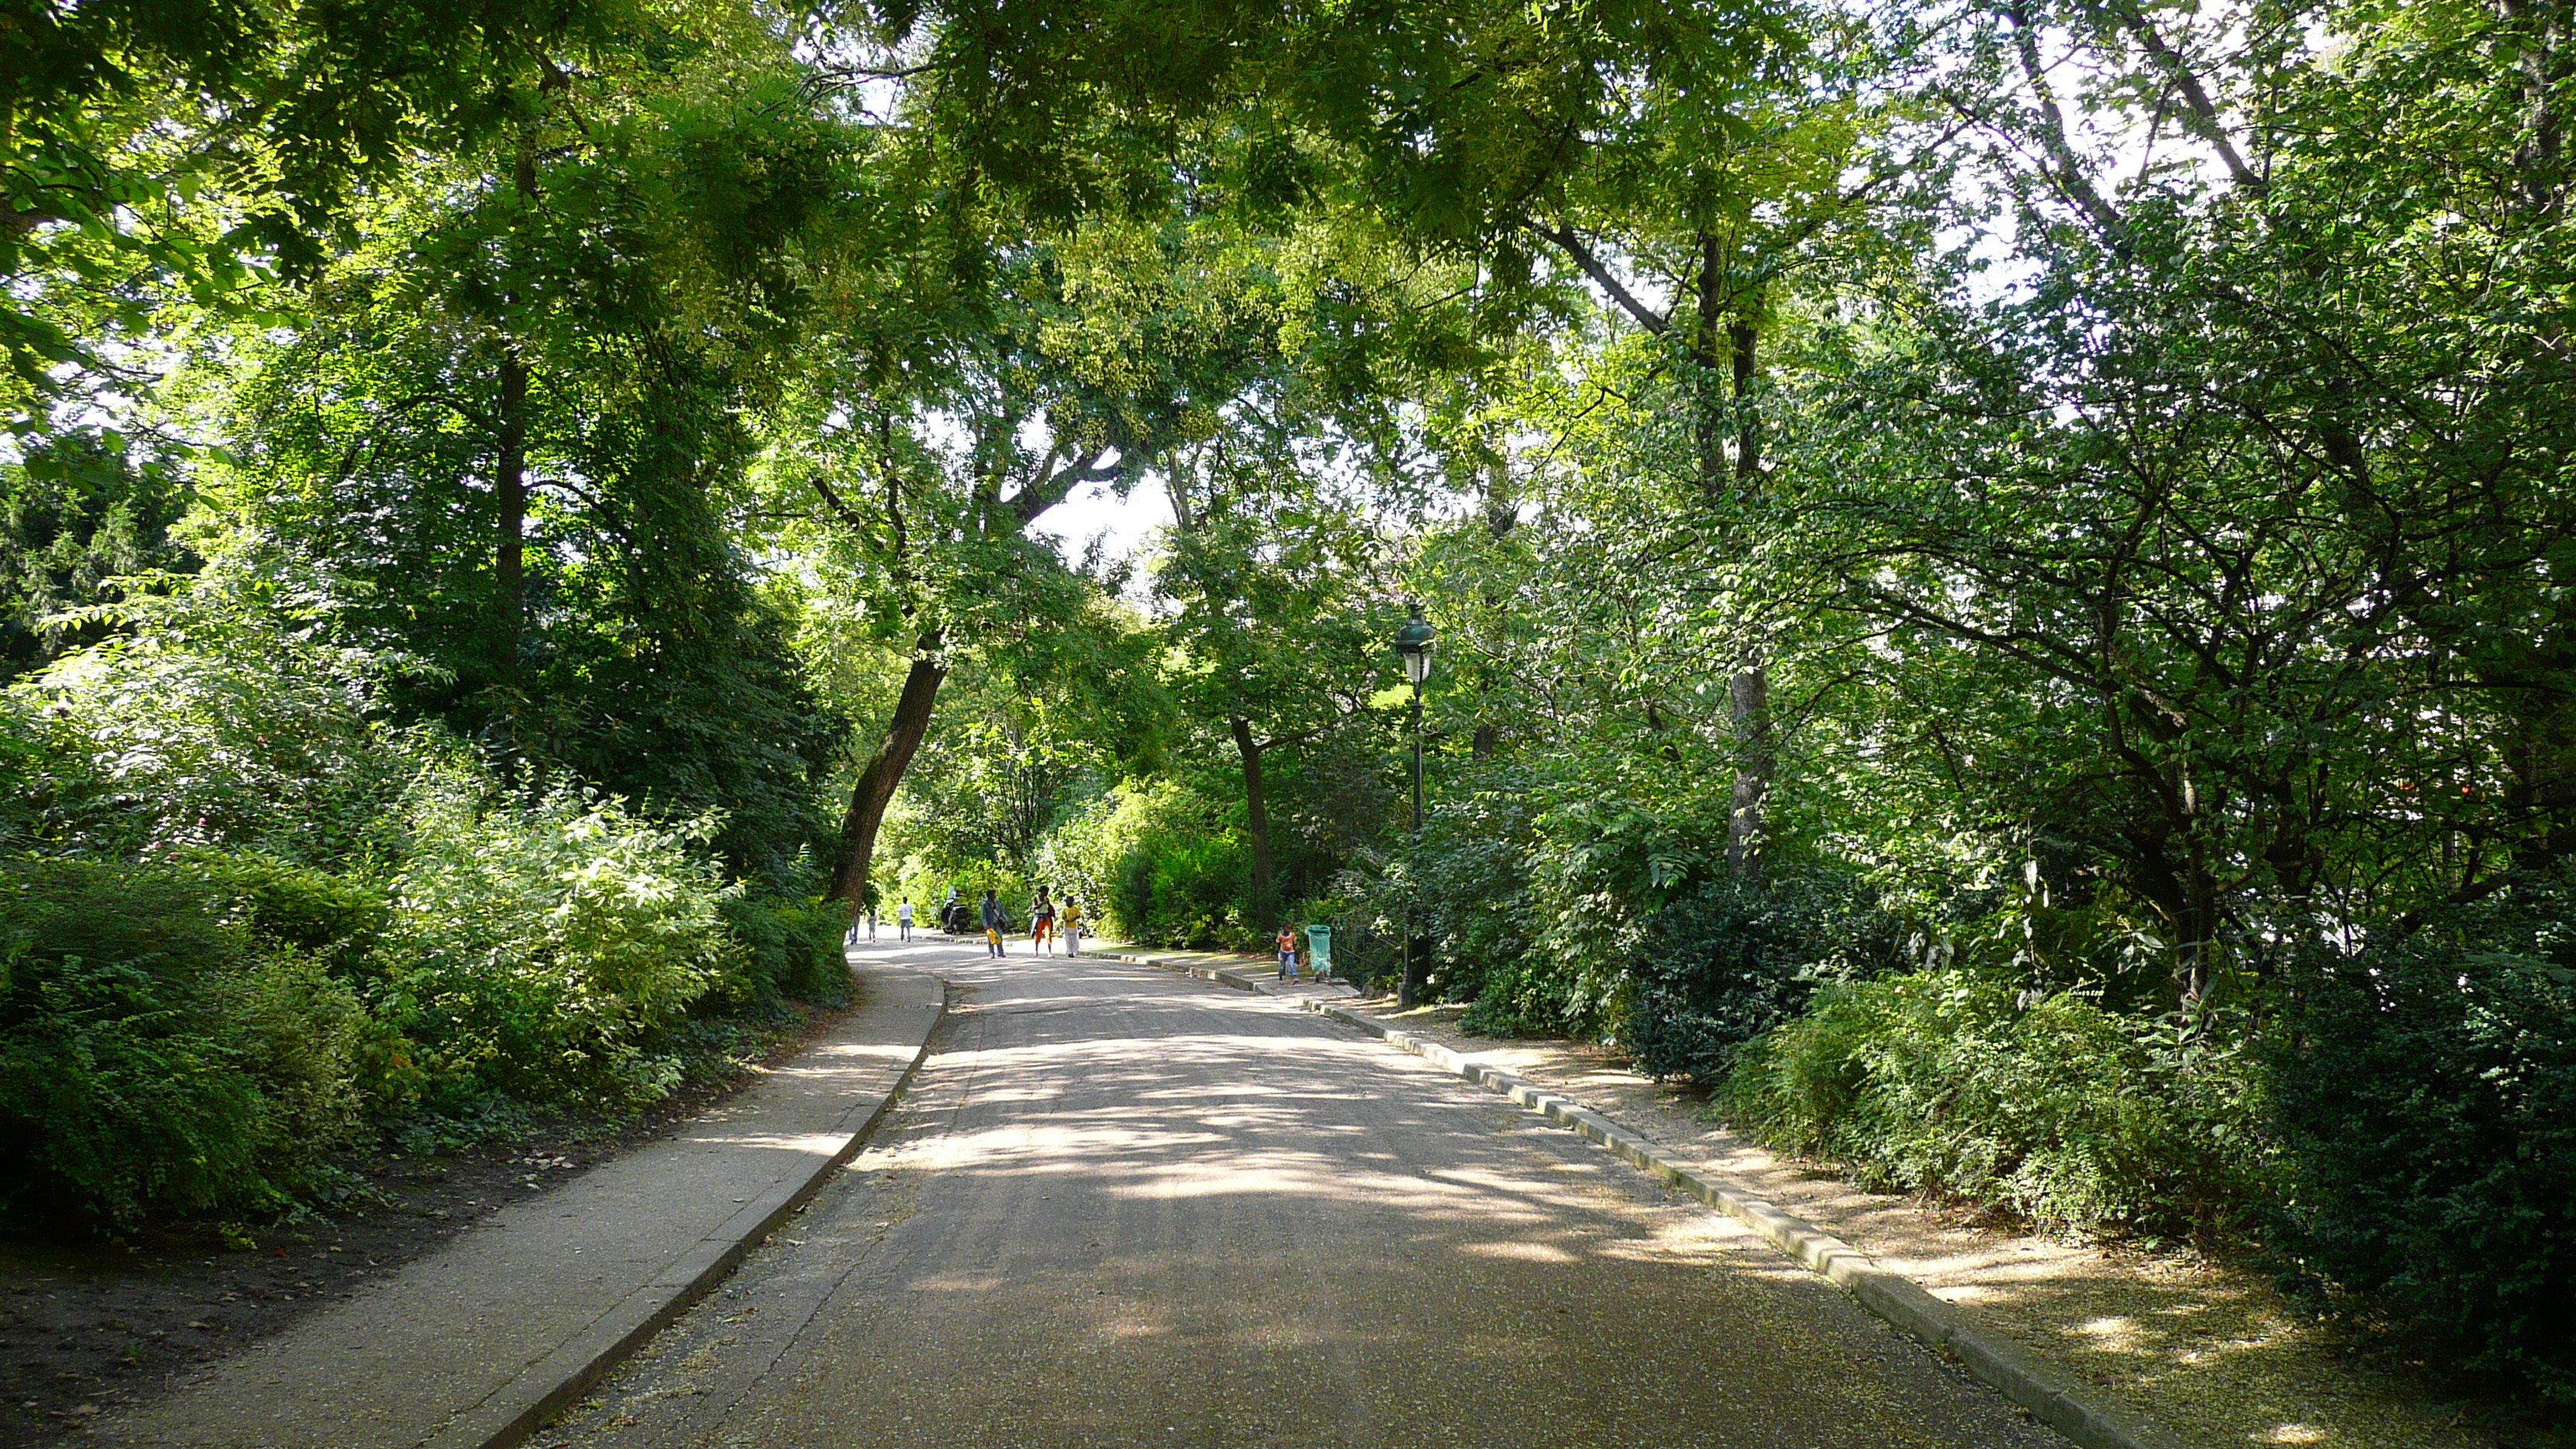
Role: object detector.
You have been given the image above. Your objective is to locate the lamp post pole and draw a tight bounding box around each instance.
[1410,678,1424,838]
[1392,601,1435,1008]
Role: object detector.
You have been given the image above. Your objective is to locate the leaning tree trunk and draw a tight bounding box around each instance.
[1231,715,1275,912]
[826,632,947,917]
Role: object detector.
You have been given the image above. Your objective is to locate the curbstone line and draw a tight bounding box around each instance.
[1304,1000,2189,1449]
[427,960,949,1449]
[1093,949,1264,992]
[1094,947,1349,997]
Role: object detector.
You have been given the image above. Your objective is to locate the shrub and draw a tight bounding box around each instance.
[1461,800,1711,1040]
[1115,828,1249,947]
[0,857,365,1225]
[2271,893,2576,1401]
[1626,872,1896,1083]
[182,848,387,971]
[1725,968,2265,1236]
[373,779,736,1115]
[1046,780,1249,947]
[1415,766,1540,1002]
[14,612,408,867]
[720,889,850,1005]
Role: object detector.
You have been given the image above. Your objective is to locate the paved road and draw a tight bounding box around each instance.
[546,939,2060,1448]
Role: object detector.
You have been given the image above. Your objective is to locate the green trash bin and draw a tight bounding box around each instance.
[1305,923,1333,981]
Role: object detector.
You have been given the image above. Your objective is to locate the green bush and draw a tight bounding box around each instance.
[1050,780,1249,947]
[1461,800,1711,1039]
[15,613,409,867]
[1115,830,1250,947]
[182,848,387,969]
[0,857,366,1225]
[374,779,736,1114]
[1,585,852,1226]
[720,889,850,1005]
[1725,968,2265,1236]
[1626,872,1898,1083]
[2271,893,2576,1401]
[1415,766,1540,1002]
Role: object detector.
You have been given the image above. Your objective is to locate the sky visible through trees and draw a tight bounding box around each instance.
[3,0,2574,1418]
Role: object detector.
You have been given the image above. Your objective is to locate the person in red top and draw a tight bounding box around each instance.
[1275,925,1300,982]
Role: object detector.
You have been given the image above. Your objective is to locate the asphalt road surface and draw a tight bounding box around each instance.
[546,938,2064,1448]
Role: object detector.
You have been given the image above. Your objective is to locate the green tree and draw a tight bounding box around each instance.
[1152,426,1394,912]
[0,428,194,680]
[198,33,849,882]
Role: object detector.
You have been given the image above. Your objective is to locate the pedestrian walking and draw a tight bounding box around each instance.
[1031,889,1056,954]
[867,905,878,941]
[1061,899,1082,957]
[1275,924,1300,982]
[981,889,1005,957]
[897,899,913,941]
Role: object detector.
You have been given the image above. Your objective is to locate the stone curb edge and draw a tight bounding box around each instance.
[1095,947,1358,999]
[1301,1000,2190,1449]
[1093,948,1266,992]
[431,958,950,1449]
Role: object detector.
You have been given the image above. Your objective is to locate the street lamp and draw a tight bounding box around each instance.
[1392,601,1435,1006]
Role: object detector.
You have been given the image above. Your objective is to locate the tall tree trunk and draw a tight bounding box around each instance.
[1725,668,1773,879]
[493,136,538,690]
[1724,313,1773,881]
[1231,715,1275,911]
[1691,232,1730,502]
[495,349,526,683]
[827,632,948,916]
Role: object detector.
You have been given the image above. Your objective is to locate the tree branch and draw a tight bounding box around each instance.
[1999,3,2131,243]
[2095,0,2264,194]
[1009,444,1122,526]
[1519,221,1672,335]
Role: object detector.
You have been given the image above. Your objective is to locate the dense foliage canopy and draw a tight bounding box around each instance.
[4,0,2572,1407]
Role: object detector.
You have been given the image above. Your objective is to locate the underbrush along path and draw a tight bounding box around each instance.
[94,952,945,1449]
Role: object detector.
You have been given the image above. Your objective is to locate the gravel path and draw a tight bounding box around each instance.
[543,940,2064,1448]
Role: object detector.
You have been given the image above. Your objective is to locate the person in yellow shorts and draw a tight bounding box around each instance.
[980,889,1005,956]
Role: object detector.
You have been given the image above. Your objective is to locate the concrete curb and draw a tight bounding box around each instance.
[1094,948,1264,993]
[1094,946,1357,999]
[1303,1000,2189,1449]
[446,956,947,1449]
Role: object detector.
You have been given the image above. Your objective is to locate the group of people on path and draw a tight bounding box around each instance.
[976,886,1081,958]
[849,889,1079,957]
[855,888,1323,987]
[851,898,922,943]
